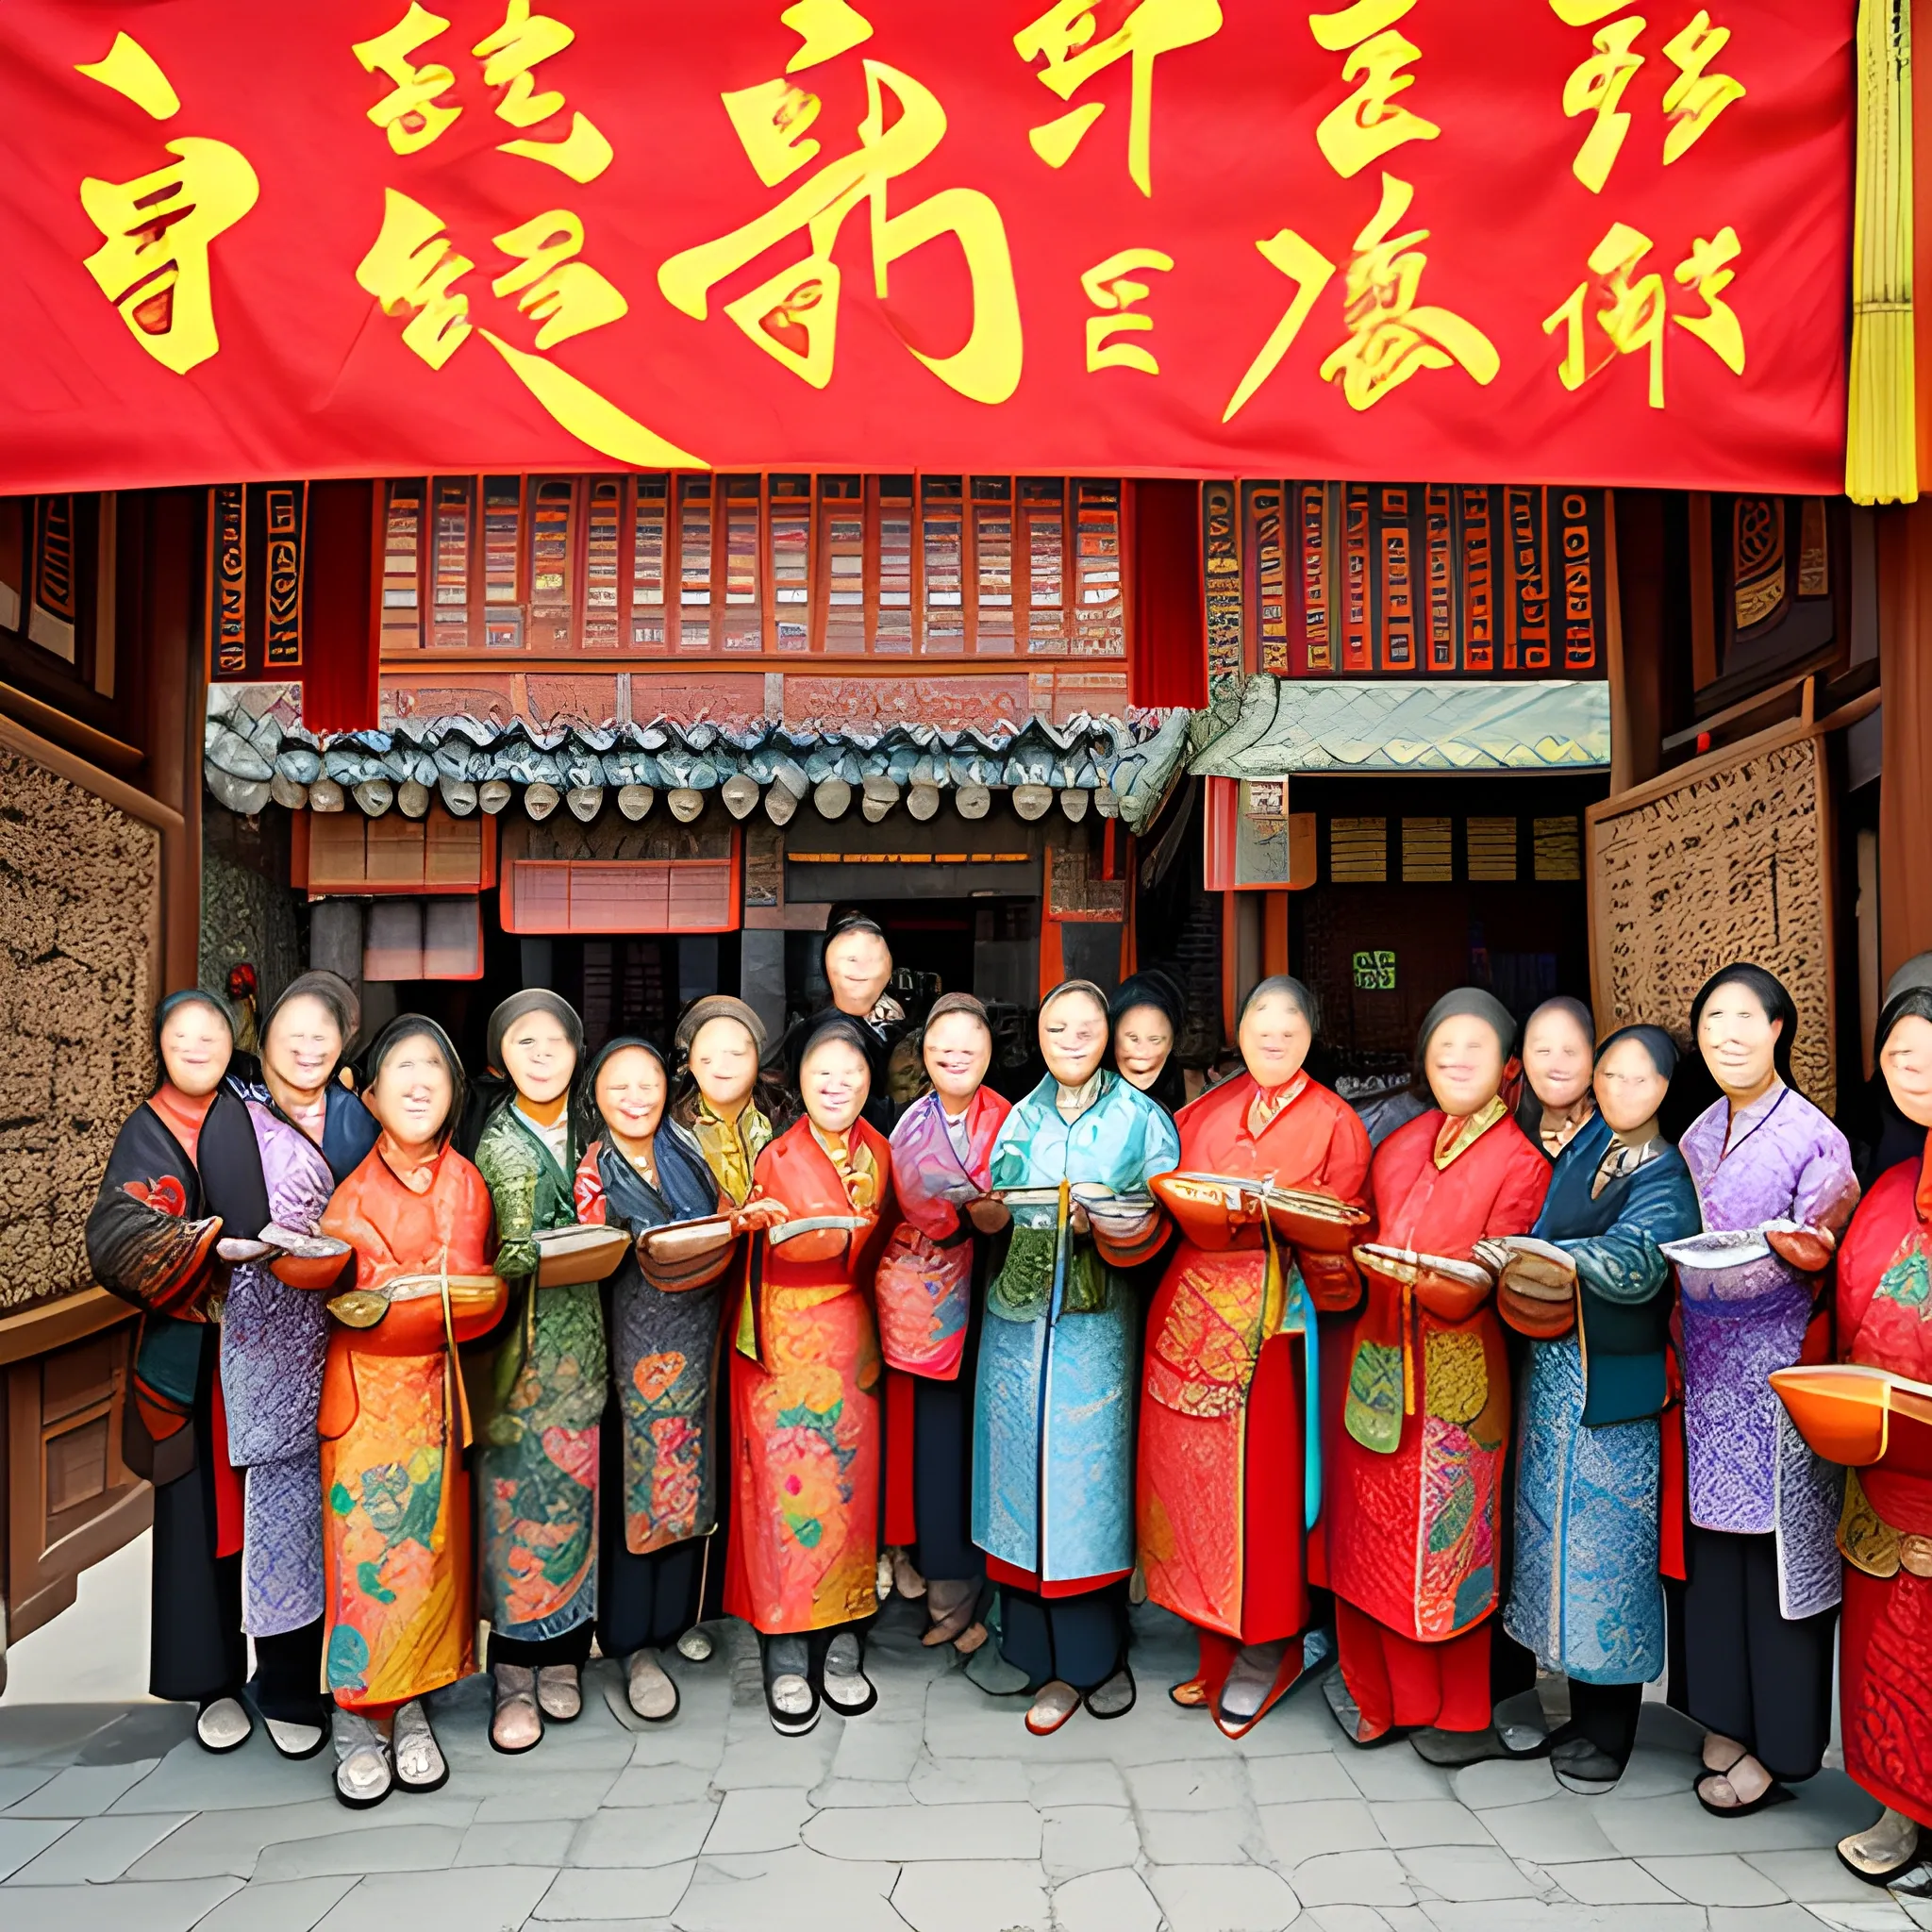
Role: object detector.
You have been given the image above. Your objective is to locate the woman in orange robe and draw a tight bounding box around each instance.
[1140,976,1371,1736]
[1325,989,1550,1759]
[317,1017,505,1808]
[724,1016,895,1735]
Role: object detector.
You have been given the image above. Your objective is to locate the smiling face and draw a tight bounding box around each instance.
[1239,991,1311,1090]
[1594,1035,1669,1135]
[824,928,892,1018]
[1113,1003,1175,1092]
[502,1007,576,1106]
[1696,980,1781,1101]
[158,1000,233,1099]
[1424,1015,1506,1118]
[596,1046,667,1158]
[802,1036,870,1135]
[1883,1013,1932,1127]
[1041,989,1109,1088]
[367,1030,454,1151]
[689,1016,758,1112]
[1522,1007,1594,1113]
[924,1010,991,1108]
[263,992,342,1103]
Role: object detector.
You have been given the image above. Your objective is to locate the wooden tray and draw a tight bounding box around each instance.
[534,1224,633,1286]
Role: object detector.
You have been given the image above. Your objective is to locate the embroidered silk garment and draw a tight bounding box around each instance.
[1139,1072,1370,1644]
[724,1117,893,1633]
[1677,1084,1859,1618]
[1832,1144,1932,1827]
[1505,1114,1700,1685]
[475,1104,608,1644]
[1328,1106,1550,1641]
[317,1141,503,1712]
[973,1072,1180,1591]
[684,1097,772,1208]
[574,1130,724,1556]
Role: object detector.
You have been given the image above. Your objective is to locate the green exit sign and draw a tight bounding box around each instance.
[1353,950,1397,991]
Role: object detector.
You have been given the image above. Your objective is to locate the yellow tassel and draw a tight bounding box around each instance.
[1848,0,1918,505]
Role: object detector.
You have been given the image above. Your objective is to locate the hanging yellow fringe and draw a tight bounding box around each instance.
[1848,0,1918,505]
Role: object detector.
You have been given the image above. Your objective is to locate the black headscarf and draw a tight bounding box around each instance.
[251,970,360,1089]
[1418,987,1517,1060]
[153,988,236,1070]
[581,1035,717,1224]
[794,1012,877,1127]
[1862,987,1932,1183]
[486,989,585,1072]
[362,1014,467,1149]
[1594,1023,1679,1080]
[1688,962,1798,1088]
[1109,968,1188,1114]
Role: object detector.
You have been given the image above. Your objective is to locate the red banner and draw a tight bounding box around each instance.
[0,1,1852,493]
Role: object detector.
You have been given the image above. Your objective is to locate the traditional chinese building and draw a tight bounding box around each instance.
[0,0,1922,1670]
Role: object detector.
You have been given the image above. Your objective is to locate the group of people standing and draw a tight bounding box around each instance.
[78,918,1932,1890]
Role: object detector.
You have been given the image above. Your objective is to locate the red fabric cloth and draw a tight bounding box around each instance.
[1832,1143,1932,1823]
[208,1366,243,1560]
[1129,481,1208,708]
[884,1367,918,1549]
[984,1552,1132,1599]
[1326,1107,1549,1641]
[723,1118,893,1634]
[299,479,378,733]
[1139,1073,1369,1642]
[1336,1598,1493,1736]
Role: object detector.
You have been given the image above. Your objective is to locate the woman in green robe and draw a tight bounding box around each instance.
[473,990,608,1754]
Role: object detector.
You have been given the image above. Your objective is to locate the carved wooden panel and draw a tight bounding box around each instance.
[0,745,161,1310]
[1589,723,1834,1109]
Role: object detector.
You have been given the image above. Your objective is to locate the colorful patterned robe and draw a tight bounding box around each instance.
[475,1105,608,1644]
[723,1117,893,1633]
[573,1131,725,1557]
[1504,1114,1700,1684]
[973,1072,1180,1591]
[1677,1084,1858,1618]
[1830,1144,1932,1827]
[1327,1105,1550,1641]
[317,1141,503,1712]
[1138,1072,1371,1643]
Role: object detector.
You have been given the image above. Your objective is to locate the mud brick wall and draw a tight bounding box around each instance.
[0,747,159,1311]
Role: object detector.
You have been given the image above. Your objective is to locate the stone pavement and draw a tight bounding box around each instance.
[0,1599,1915,1932]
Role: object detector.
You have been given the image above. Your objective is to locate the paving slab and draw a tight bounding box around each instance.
[1396,1842,1544,1900]
[1138,1803,1258,1865]
[531,1862,695,1920]
[1041,1803,1141,1879]
[1477,1794,1622,1865]
[6,1759,158,1816]
[1147,1861,1304,1931]
[1250,1753,1363,1804]
[1596,1777,1872,1857]
[253,1822,467,1882]
[1332,1747,1455,1802]
[891,1858,1051,1932]
[1291,1848,1415,1907]
[1125,1756,1252,1812]
[1369,1798,1496,1849]
[569,1802,720,1868]
[102,1738,344,1814]
[456,1818,581,1866]
[125,1795,477,1880]
[703,1787,813,1854]
[1551,1857,1682,1905]
[672,1847,903,1932]
[1747,1849,1906,1904]
[1640,1853,1792,1906]
[310,1864,557,1932]
[191,1875,360,1932]
[802,1800,1041,1861]
[0,1817,75,1882]
[1051,1866,1165,1932]
[1026,1758,1129,1808]
[1258,1797,1384,1866]
[908,1756,1016,1806]
[5,1808,189,1883]
[0,1875,242,1930]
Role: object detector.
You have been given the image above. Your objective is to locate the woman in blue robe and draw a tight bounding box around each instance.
[973,979,1180,1735]
[1489,1024,1701,1789]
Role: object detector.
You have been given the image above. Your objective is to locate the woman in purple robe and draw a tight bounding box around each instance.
[1672,964,1859,1815]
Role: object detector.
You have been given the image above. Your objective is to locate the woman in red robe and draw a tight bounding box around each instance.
[725,1016,895,1736]
[1325,989,1550,1758]
[1139,976,1371,1736]
[1829,984,1932,1890]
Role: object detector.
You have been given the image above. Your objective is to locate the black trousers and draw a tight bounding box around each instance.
[489,1624,594,1670]
[1682,1524,1838,1782]
[149,1335,246,1706]
[253,1622,326,1726]
[998,1581,1126,1693]
[910,1373,981,1586]
[599,1537,708,1657]
[1566,1678,1643,1766]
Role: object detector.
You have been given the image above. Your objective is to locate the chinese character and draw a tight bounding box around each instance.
[472,0,613,182]
[1541,219,1742,407]
[353,2,461,155]
[1561,15,1644,193]
[1223,174,1495,419]
[1014,0,1224,197]
[1307,0,1439,180]
[74,33,258,375]
[1081,247,1174,374]
[1548,1,1742,190]
[659,59,1021,404]
[357,189,701,464]
[491,209,629,349]
[779,0,874,71]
